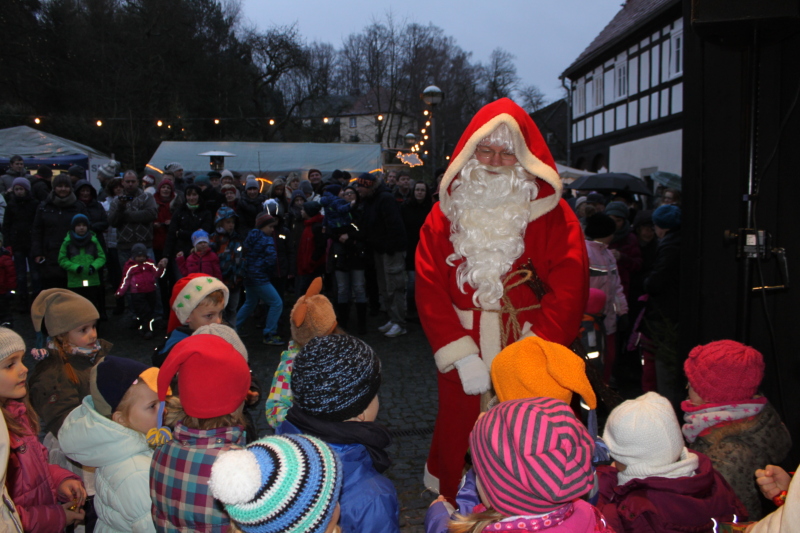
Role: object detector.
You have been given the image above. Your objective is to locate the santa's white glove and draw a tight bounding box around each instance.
[453,354,491,395]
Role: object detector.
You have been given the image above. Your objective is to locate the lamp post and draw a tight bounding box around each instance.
[422,85,444,182]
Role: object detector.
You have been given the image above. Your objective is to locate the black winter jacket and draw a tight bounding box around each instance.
[31,193,88,280]
[3,192,39,254]
[361,183,406,254]
[644,229,681,325]
[75,180,109,250]
[164,204,213,259]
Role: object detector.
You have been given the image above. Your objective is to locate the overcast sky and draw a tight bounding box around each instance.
[239,0,623,105]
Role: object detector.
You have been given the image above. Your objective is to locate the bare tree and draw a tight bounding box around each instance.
[518,84,547,113]
[482,48,519,101]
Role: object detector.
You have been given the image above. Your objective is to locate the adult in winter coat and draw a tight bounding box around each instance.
[415,98,588,501]
[332,186,369,332]
[29,166,53,203]
[75,179,109,251]
[642,205,682,405]
[31,174,89,289]
[58,396,156,533]
[162,185,213,263]
[152,178,177,261]
[604,201,642,301]
[357,173,408,337]
[107,171,157,265]
[401,181,433,318]
[238,177,266,231]
[4,177,41,306]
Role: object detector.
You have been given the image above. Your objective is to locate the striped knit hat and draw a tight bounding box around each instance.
[209,434,342,533]
[470,397,595,516]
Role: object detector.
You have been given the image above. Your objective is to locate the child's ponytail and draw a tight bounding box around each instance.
[54,336,80,384]
[448,509,504,533]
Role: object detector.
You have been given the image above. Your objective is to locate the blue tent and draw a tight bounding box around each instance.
[0,125,108,175]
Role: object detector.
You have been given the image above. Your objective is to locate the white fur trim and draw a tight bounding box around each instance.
[172,276,229,324]
[208,449,261,504]
[440,114,562,223]
[479,309,502,370]
[454,305,473,330]
[520,322,536,339]
[434,336,479,373]
[424,462,440,494]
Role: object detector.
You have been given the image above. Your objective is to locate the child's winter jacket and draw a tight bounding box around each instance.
[176,250,222,279]
[242,228,276,285]
[58,396,155,533]
[116,259,163,296]
[5,400,81,533]
[58,232,106,289]
[586,239,628,334]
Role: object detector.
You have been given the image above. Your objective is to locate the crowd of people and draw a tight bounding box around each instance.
[0,96,796,533]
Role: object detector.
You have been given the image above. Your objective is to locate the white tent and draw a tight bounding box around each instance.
[556,163,595,182]
[146,141,383,178]
[0,126,112,188]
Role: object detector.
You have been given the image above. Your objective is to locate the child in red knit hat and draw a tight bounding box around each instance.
[151,273,229,367]
[150,334,251,531]
[682,340,792,520]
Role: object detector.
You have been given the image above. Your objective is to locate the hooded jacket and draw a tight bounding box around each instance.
[277,420,400,533]
[117,258,163,295]
[688,401,791,520]
[586,239,628,334]
[58,396,156,533]
[5,400,80,533]
[58,216,106,288]
[596,452,746,531]
[242,228,276,284]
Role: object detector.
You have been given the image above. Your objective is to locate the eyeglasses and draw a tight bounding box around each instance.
[475,146,517,163]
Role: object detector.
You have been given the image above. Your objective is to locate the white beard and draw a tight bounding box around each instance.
[444,159,539,308]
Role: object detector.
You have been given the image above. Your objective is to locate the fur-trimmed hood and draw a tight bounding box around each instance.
[439,98,562,223]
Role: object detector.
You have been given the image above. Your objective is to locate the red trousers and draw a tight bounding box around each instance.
[426,369,481,502]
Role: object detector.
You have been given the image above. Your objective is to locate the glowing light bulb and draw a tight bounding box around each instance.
[214,119,220,125]
[96,120,103,127]
[34,118,41,124]
[157,120,163,127]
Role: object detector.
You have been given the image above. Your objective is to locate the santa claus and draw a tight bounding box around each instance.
[416,98,589,500]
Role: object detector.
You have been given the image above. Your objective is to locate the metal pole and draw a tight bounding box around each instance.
[431,106,437,183]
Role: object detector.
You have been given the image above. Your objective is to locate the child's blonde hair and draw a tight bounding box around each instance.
[163,395,245,431]
[448,509,504,533]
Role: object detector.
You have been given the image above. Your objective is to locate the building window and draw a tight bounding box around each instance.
[349,117,357,128]
[574,81,585,116]
[593,75,604,109]
[615,61,628,100]
[669,30,683,78]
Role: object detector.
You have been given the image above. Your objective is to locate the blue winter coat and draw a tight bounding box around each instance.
[242,228,276,285]
[58,396,155,533]
[277,420,400,533]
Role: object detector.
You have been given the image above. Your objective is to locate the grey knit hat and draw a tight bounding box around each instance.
[193,323,248,362]
[0,328,25,362]
[292,335,381,422]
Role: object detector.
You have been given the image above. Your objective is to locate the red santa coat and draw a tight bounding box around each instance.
[416,98,588,501]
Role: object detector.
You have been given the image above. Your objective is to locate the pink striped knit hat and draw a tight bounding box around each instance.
[470,397,595,516]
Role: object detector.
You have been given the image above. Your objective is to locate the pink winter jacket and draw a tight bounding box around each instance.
[586,240,628,334]
[176,249,222,279]
[116,258,163,296]
[5,401,81,533]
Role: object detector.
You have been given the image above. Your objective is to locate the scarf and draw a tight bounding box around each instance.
[612,220,632,244]
[31,338,102,362]
[69,230,92,245]
[618,447,699,486]
[286,406,392,473]
[681,397,767,443]
[186,202,199,210]
[52,191,77,208]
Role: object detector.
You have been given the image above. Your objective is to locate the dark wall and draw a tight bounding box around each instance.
[683,0,800,466]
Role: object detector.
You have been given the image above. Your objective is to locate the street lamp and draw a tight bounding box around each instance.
[422,85,444,181]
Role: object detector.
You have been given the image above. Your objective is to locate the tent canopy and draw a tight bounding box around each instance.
[147,141,383,177]
[0,125,108,162]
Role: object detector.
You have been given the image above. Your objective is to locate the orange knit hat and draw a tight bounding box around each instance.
[290,278,337,346]
[491,336,596,409]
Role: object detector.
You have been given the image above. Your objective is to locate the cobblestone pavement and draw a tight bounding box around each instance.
[13,298,439,532]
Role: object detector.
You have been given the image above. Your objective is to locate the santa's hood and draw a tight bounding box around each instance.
[440,98,562,222]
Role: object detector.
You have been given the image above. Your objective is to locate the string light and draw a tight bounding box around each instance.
[423,110,429,116]
[377,115,384,121]
[426,121,431,127]
[96,120,103,127]
[34,118,40,124]
[424,135,429,140]
[157,120,163,127]
[421,128,426,134]
[323,117,329,123]
[269,119,275,125]
[214,119,220,125]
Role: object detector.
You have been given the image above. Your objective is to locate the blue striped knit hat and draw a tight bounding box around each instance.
[209,434,342,533]
[292,335,381,422]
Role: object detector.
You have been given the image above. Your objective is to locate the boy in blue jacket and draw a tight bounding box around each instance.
[276,334,400,533]
[236,211,284,345]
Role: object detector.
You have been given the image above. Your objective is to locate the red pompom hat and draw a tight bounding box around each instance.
[157,334,250,419]
[684,340,764,403]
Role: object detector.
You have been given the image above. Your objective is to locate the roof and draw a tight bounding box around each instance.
[340,87,408,117]
[562,0,680,79]
[146,141,383,176]
[0,125,108,159]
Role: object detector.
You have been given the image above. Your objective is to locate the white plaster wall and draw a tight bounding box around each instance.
[609,129,682,176]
